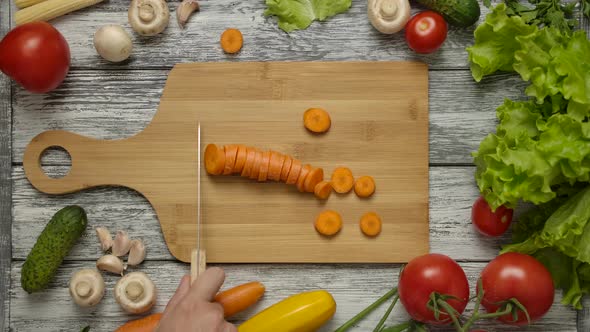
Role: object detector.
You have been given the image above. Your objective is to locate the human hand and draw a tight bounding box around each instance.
[155,267,237,332]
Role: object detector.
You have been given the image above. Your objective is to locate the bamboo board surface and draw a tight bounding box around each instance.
[22,61,429,263]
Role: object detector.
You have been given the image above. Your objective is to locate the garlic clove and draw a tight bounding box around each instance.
[95,227,113,252]
[112,230,132,256]
[127,239,146,266]
[97,254,125,275]
[176,0,199,29]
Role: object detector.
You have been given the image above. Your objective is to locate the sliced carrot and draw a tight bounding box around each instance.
[268,151,285,181]
[223,144,239,175]
[354,176,376,198]
[280,156,293,182]
[360,212,382,237]
[115,313,163,332]
[331,167,354,194]
[314,210,342,236]
[296,164,312,192]
[220,28,243,54]
[303,107,331,133]
[304,167,324,193]
[286,159,302,185]
[204,144,225,175]
[233,145,248,174]
[241,148,257,178]
[215,281,266,318]
[250,149,263,180]
[314,181,332,200]
[258,150,271,182]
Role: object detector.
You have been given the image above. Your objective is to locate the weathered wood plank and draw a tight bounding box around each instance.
[9,261,576,331]
[12,166,510,261]
[11,70,527,165]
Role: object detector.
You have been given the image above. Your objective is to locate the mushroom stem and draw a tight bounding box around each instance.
[379,1,397,19]
[138,3,155,21]
[125,281,144,300]
[75,281,92,297]
[69,269,105,307]
[367,0,411,34]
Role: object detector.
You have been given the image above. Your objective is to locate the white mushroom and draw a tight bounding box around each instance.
[127,239,146,266]
[95,226,113,252]
[176,0,199,29]
[128,0,170,36]
[69,269,105,307]
[97,254,125,275]
[93,25,133,63]
[112,230,132,256]
[368,0,411,34]
[115,272,157,314]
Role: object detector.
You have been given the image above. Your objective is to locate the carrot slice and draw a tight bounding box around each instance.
[304,167,324,193]
[223,145,239,175]
[354,176,376,198]
[331,167,354,193]
[296,164,312,192]
[233,145,248,174]
[286,159,302,185]
[303,108,331,133]
[220,28,243,54]
[250,150,263,180]
[258,151,271,182]
[204,144,225,175]
[280,156,293,182]
[268,151,285,181]
[315,210,342,236]
[241,148,257,178]
[314,181,332,200]
[215,281,266,318]
[360,212,382,237]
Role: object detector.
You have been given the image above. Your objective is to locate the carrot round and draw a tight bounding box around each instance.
[223,144,239,175]
[354,176,376,198]
[286,159,302,185]
[303,108,331,133]
[280,156,293,182]
[204,144,226,175]
[114,313,163,332]
[296,164,312,192]
[304,167,324,193]
[233,145,248,174]
[258,151,271,182]
[215,281,266,318]
[268,151,285,181]
[360,212,382,237]
[250,150,263,180]
[220,28,243,54]
[241,148,257,177]
[314,181,332,200]
[331,167,354,194]
[315,210,342,236]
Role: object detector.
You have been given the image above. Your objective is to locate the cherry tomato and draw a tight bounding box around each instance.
[0,22,70,93]
[405,11,448,54]
[479,252,554,325]
[398,253,469,325]
[471,196,513,237]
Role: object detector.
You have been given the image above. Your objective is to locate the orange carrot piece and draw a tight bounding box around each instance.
[223,144,239,175]
[233,145,248,174]
[280,156,293,182]
[296,164,312,192]
[215,281,266,318]
[304,167,324,193]
[354,176,376,198]
[115,313,163,332]
[250,149,263,180]
[268,151,285,181]
[314,210,342,236]
[286,159,302,185]
[258,151,271,182]
[360,212,382,237]
[331,167,354,193]
[303,108,331,133]
[314,181,332,200]
[220,28,243,54]
[241,148,257,177]
[204,144,225,175]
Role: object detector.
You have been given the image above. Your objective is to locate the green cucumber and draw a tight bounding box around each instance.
[21,205,88,293]
[417,0,481,27]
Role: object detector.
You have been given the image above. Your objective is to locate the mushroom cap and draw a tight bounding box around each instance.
[115,272,157,314]
[128,0,170,36]
[368,0,411,34]
[93,25,133,63]
[69,269,105,307]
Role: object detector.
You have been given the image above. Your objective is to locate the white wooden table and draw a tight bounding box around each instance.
[1,0,588,330]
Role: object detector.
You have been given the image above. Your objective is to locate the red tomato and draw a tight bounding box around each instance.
[0,22,70,93]
[398,253,469,325]
[405,11,448,54]
[479,253,554,325]
[471,196,513,237]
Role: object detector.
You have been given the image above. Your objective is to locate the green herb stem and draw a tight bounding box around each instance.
[373,295,399,332]
[334,288,397,332]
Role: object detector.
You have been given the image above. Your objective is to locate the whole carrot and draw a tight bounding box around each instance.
[114,313,163,332]
[215,281,266,318]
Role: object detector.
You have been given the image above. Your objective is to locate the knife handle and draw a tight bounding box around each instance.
[190,249,207,285]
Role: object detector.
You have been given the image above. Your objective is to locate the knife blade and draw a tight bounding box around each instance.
[191,122,206,284]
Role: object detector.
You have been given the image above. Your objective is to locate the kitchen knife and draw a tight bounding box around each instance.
[191,122,206,284]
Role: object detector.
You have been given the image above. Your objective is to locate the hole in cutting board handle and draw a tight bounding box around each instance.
[40,146,72,179]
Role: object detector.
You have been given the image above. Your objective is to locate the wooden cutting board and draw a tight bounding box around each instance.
[23,61,429,263]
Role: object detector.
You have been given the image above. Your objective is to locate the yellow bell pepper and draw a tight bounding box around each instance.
[238,290,336,332]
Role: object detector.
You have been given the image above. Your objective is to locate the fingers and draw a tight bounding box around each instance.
[222,322,238,332]
[190,267,226,302]
[163,275,191,314]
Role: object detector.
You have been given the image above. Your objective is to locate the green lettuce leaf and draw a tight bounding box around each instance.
[264,0,352,33]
